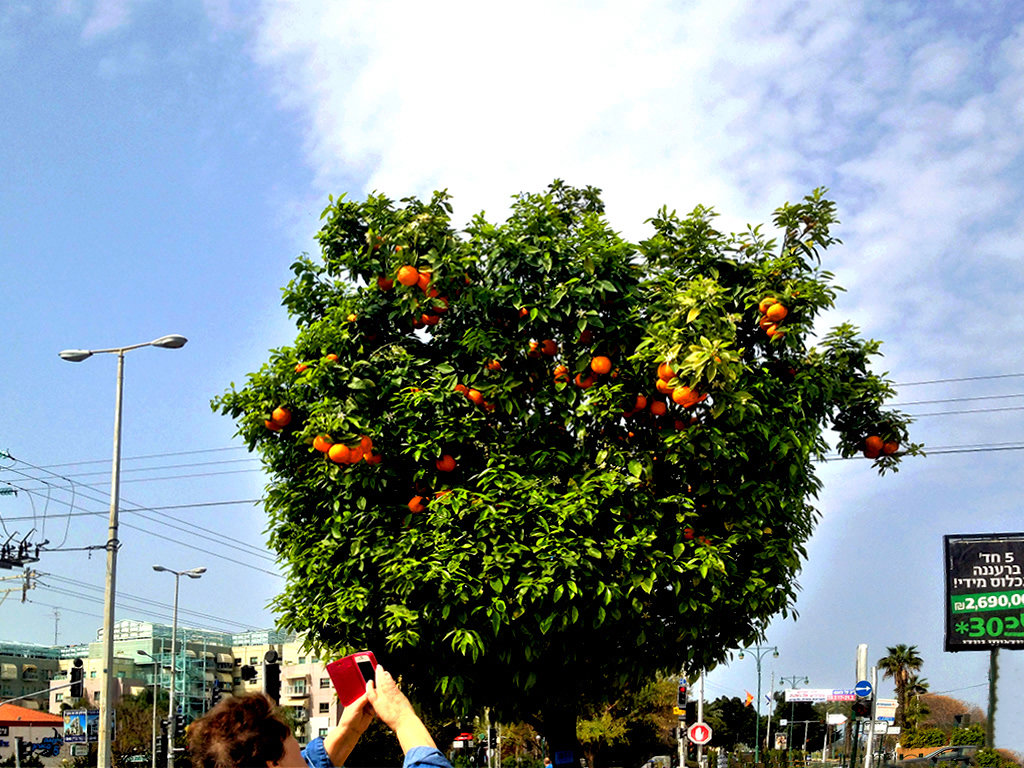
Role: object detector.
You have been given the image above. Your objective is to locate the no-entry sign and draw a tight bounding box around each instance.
[687,722,712,745]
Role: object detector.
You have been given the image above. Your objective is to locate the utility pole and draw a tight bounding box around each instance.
[53,608,60,644]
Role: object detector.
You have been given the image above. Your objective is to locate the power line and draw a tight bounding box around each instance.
[896,372,1024,387]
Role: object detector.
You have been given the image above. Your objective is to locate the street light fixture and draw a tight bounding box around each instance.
[59,334,187,768]
[153,564,205,768]
[738,643,779,764]
[137,649,164,768]
[779,674,810,754]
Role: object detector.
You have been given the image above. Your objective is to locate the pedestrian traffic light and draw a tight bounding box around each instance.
[70,657,84,698]
[264,649,281,703]
[155,729,167,764]
[677,680,687,707]
[852,699,872,718]
[174,713,187,741]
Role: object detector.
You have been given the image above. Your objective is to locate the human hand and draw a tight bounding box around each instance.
[364,665,414,731]
[339,692,374,736]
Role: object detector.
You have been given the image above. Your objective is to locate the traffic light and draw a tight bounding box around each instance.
[677,679,688,707]
[240,664,257,681]
[70,657,84,698]
[954,713,971,727]
[211,680,223,706]
[264,650,281,703]
[174,713,187,741]
[852,698,872,718]
[155,728,167,765]
[16,737,31,762]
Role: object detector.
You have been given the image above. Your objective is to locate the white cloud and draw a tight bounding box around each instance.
[81,0,133,40]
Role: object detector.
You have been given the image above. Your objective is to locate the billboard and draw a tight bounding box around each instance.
[945,533,1024,651]
[785,688,856,702]
[62,709,98,744]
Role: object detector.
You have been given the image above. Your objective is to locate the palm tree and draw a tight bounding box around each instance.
[902,675,930,731]
[877,645,924,730]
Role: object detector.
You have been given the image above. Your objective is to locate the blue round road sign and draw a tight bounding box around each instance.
[855,680,873,698]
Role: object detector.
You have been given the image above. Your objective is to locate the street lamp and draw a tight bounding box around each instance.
[153,564,205,768]
[59,334,187,767]
[738,643,779,764]
[779,674,810,754]
[137,649,164,768]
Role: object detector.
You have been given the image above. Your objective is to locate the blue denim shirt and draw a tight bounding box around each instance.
[302,740,453,768]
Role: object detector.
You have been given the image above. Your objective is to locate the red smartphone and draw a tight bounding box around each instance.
[326,651,378,706]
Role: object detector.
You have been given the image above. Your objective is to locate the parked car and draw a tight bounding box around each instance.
[898,745,980,767]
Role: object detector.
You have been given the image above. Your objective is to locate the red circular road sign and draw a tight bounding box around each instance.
[687,722,712,745]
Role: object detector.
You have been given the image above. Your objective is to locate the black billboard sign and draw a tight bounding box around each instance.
[945,533,1024,651]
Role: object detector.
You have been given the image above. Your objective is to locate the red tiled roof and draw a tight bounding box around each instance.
[0,702,64,725]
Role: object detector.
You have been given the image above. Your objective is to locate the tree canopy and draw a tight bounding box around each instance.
[214,181,918,745]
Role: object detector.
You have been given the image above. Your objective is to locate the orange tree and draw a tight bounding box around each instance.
[214,181,918,755]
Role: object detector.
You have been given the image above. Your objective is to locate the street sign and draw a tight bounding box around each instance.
[855,680,873,698]
[876,698,897,722]
[945,533,1024,651]
[687,722,712,745]
[785,688,855,702]
[672,706,686,716]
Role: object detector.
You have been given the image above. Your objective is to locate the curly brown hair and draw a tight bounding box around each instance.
[187,692,291,767]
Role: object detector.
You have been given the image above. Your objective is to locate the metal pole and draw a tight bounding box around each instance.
[151,650,159,768]
[755,654,763,765]
[697,675,706,768]
[98,351,125,768]
[986,648,998,748]
[864,667,877,768]
[168,575,180,768]
[765,672,774,754]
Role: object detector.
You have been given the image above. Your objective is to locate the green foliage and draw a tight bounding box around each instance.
[951,724,985,746]
[214,182,918,729]
[901,728,948,748]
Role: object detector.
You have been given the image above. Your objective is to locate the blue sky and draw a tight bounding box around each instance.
[2,0,1024,753]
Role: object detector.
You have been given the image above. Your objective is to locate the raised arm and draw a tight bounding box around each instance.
[364,665,436,753]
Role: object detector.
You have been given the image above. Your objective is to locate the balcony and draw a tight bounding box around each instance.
[284,686,309,699]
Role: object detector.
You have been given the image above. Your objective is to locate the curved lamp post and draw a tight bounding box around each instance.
[153,564,205,768]
[738,643,779,764]
[779,674,810,753]
[59,334,187,768]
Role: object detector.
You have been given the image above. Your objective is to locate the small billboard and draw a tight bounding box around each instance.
[945,533,1024,651]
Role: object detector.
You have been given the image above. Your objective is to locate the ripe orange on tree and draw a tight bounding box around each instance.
[328,443,351,464]
[487,360,502,371]
[408,495,426,513]
[575,373,595,389]
[553,365,569,381]
[863,435,883,458]
[657,362,675,381]
[365,452,382,465]
[467,389,484,405]
[397,265,419,286]
[590,356,612,375]
[313,435,333,452]
[650,400,667,416]
[421,313,440,326]
[325,353,338,361]
[634,394,648,411]
[377,276,394,290]
[656,379,674,395]
[454,383,469,394]
[883,440,900,455]
[758,296,779,313]
[271,407,292,427]
[766,303,788,323]
[417,271,432,291]
[436,454,457,472]
[265,419,282,432]
[541,339,558,356]
[295,362,309,373]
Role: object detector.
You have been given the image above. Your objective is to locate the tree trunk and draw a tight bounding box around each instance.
[542,703,581,768]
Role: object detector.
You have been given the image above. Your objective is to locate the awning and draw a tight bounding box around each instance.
[204,672,215,682]
[203,652,215,660]
[184,650,196,658]
[217,653,233,665]
[1,663,16,680]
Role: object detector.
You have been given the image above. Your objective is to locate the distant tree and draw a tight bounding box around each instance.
[112,690,155,767]
[577,676,675,768]
[918,693,985,733]
[877,645,924,729]
[215,182,919,757]
[704,696,758,749]
[903,675,930,731]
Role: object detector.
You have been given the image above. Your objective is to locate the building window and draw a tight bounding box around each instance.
[90,671,97,678]
[319,702,330,714]
[297,656,305,665]
[233,678,241,686]
[117,671,126,679]
[56,693,63,701]
[234,658,241,666]
[250,657,258,665]
[319,729,328,738]
[310,656,319,663]
[319,678,331,689]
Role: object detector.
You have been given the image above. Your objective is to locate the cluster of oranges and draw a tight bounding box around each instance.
[315,433,383,465]
[381,259,450,328]
[264,406,292,432]
[862,435,899,459]
[294,353,338,374]
[454,383,496,412]
[618,362,707,420]
[757,297,788,338]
